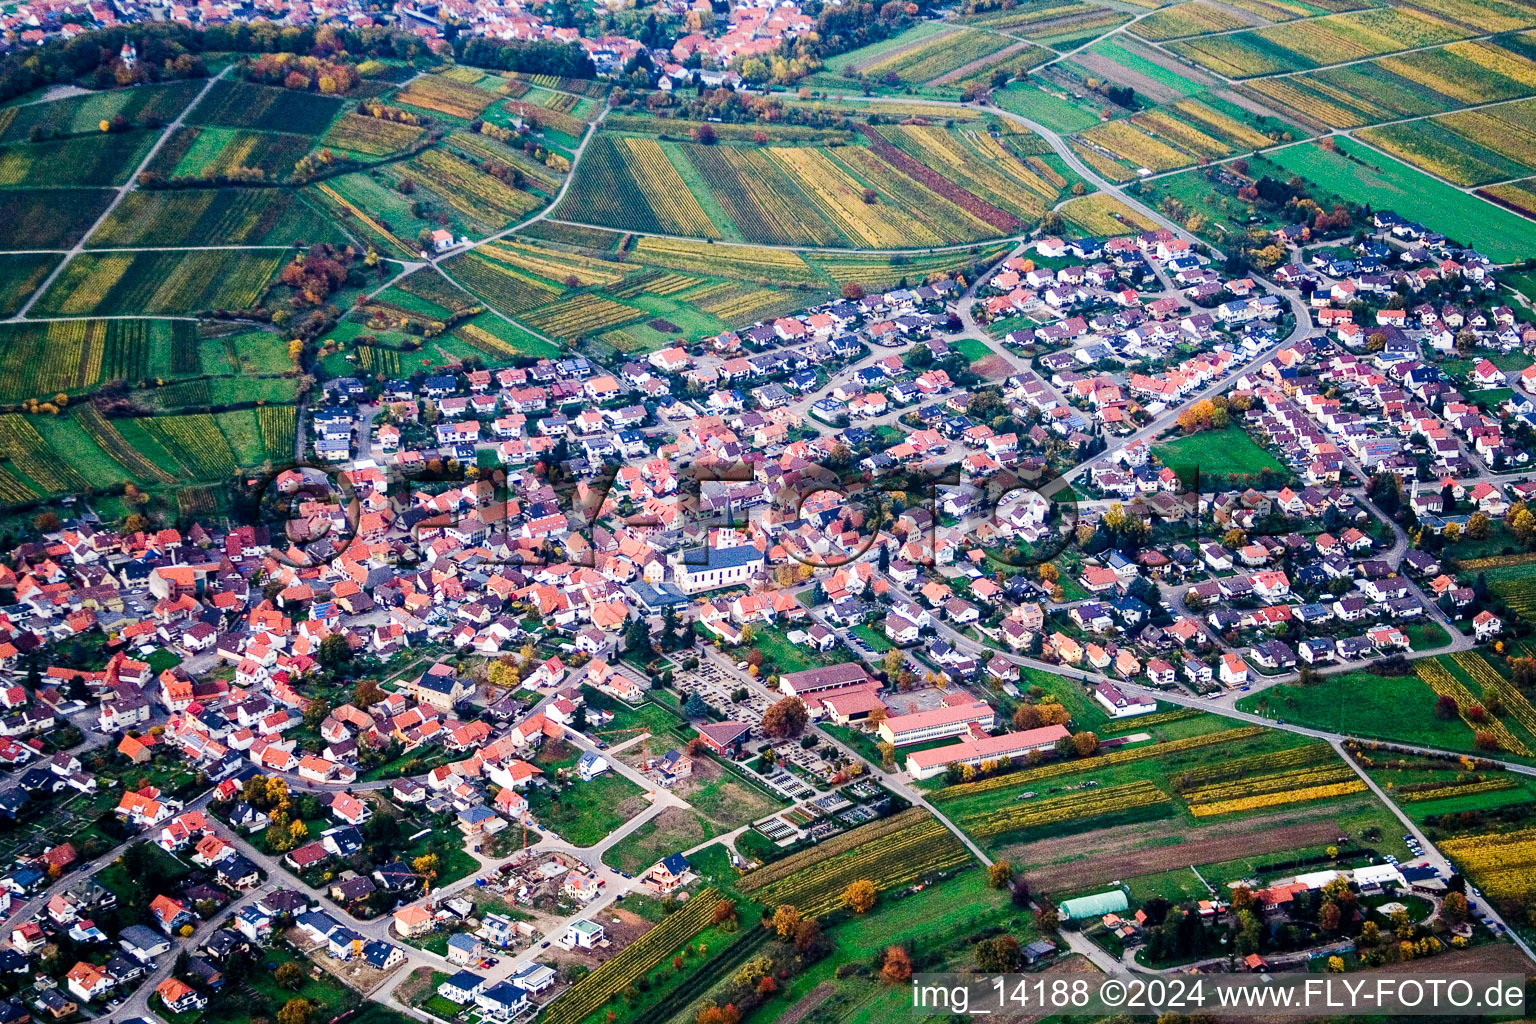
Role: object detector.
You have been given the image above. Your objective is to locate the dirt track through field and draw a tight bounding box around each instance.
[777,983,836,1024]
[1002,814,1344,891]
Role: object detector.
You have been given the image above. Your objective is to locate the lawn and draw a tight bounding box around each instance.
[850,622,895,652]
[1467,387,1514,413]
[753,625,840,676]
[1505,268,1536,305]
[1237,670,1476,751]
[1153,425,1284,482]
[757,870,1032,1024]
[525,769,647,846]
[952,337,998,363]
[1406,620,1452,652]
[1268,137,1536,264]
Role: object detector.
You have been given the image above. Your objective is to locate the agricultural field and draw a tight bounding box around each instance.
[603,760,786,876]
[440,250,563,317]
[0,319,200,401]
[393,75,498,120]
[322,112,426,157]
[1482,176,1536,219]
[857,26,1015,85]
[448,129,565,193]
[309,173,430,257]
[0,254,58,318]
[1058,192,1161,235]
[824,20,954,75]
[1481,560,1536,622]
[1357,98,1536,186]
[553,133,722,239]
[1167,6,1472,77]
[1237,667,1536,761]
[88,188,339,247]
[187,79,344,134]
[0,188,114,249]
[1132,1,1263,40]
[1075,97,1275,175]
[0,79,203,141]
[443,226,1004,353]
[964,0,1131,45]
[556,123,1072,247]
[33,250,285,317]
[147,125,318,183]
[1442,828,1536,904]
[539,888,724,1024]
[1080,38,1210,99]
[450,313,560,360]
[0,130,154,186]
[737,808,973,916]
[1266,137,1536,262]
[489,95,587,140]
[992,79,1104,133]
[398,147,543,233]
[1131,0,1374,40]
[928,725,1396,874]
[1245,36,1536,130]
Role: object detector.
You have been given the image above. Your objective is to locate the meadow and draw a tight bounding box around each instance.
[1153,426,1285,481]
[1266,137,1536,262]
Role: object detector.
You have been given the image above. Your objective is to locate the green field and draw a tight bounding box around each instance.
[0,79,205,141]
[1237,671,1478,751]
[1087,39,1206,96]
[993,80,1104,133]
[525,768,647,847]
[601,760,786,875]
[1268,137,1536,263]
[1152,426,1285,481]
[187,79,344,134]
